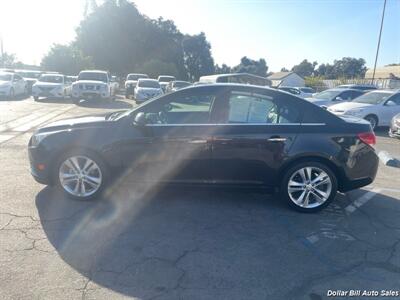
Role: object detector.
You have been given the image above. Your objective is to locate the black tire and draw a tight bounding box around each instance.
[33,96,39,101]
[54,149,109,201]
[280,161,338,213]
[72,98,80,105]
[364,115,378,130]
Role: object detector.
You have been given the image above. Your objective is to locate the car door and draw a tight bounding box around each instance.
[210,87,301,187]
[127,87,222,184]
[381,94,400,125]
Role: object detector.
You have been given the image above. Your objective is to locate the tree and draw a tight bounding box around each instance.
[280,67,289,72]
[332,57,366,78]
[232,56,268,77]
[182,33,215,81]
[215,64,232,74]
[0,52,17,68]
[291,59,317,77]
[41,44,94,75]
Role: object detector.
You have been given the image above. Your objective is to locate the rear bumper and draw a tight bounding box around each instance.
[339,147,379,192]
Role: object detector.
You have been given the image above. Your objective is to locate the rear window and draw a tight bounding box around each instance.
[138,80,160,88]
[78,72,108,82]
[158,76,175,82]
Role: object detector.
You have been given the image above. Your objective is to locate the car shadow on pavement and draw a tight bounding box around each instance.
[35,184,400,299]
[34,97,74,104]
[374,127,390,138]
[0,94,28,101]
[76,99,133,109]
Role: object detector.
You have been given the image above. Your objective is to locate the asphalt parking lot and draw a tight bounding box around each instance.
[1,96,399,300]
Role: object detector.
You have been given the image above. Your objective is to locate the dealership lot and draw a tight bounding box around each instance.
[1,96,399,299]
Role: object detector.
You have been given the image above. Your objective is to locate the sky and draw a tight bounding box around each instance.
[1,0,399,72]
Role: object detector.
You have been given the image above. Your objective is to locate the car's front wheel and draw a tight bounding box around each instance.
[281,161,337,212]
[56,151,108,200]
[364,115,378,130]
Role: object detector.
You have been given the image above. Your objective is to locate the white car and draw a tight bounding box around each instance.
[110,76,120,93]
[134,79,163,103]
[125,73,149,97]
[0,72,27,98]
[278,86,315,98]
[328,90,400,129]
[32,74,70,100]
[158,75,175,92]
[71,70,115,103]
[306,88,365,107]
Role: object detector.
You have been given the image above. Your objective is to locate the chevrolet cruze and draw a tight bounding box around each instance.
[29,84,379,212]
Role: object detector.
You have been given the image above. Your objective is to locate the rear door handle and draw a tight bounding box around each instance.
[267,137,287,142]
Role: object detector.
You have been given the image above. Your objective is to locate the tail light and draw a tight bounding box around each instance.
[358,132,376,145]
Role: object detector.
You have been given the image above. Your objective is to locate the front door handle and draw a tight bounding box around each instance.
[267,137,287,142]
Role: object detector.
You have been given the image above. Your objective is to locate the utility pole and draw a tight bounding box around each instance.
[371,0,387,84]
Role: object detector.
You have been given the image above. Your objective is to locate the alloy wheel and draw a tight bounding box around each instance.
[287,166,332,209]
[365,116,377,130]
[58,156,102,198]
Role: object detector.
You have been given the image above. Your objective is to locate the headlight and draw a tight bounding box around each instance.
[31,132,53,147]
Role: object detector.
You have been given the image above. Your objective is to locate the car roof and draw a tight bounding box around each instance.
[0,72,14,76]
[80,70,108,74]
[138,78,158,81]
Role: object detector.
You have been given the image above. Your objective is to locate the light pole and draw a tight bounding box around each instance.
[371,0,387,84]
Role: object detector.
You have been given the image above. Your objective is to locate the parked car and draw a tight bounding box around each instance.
[15,70,42,94]
[0,72,27,98]
[278,86,315,98]
[158,75,176,92]
[165,80,191,93]
[28,84,378,213]
[328,90,400,129]
[110,75,120,93]
[306,88,365,107]
[71,70,116,103]
[389,113,400,139]
[336,84,377,91]
[32,74,70,101]
[124,73,149,97]
[199,73,271,86]
[134,78,163,103]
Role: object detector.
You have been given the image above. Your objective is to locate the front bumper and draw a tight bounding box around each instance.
[28,144,53,185]
[72,90,110,100]
[32,89,64,98]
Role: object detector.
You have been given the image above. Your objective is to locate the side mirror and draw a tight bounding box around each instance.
[133,112,147,126]
[385,100,396,106]
[334,96,343,101]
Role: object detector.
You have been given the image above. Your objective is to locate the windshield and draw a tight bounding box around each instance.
[0,74,12,81]
[38,75,63,83]
[138,80,160,88]
[18,72,41,79]
[300,87,314,93]
[352,92,393,104]
[127,74,147,80]
[78,72,108,82]
[313,90,342,100]
[158,76,174,82]
[174,81,190,88]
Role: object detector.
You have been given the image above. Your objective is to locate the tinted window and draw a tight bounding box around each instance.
[138,91,215,124]
[224,91,300,124]
[13,74,23,81]
[138,80,160,88]
[352,92,392,104]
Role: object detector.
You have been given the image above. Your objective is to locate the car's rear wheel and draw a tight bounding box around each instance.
[364,115,378,130]
[56,151,108,200]
[33,96,39,101]
[281,161,337,212]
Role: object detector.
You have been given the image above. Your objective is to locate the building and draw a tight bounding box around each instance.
[267,72,305,87]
